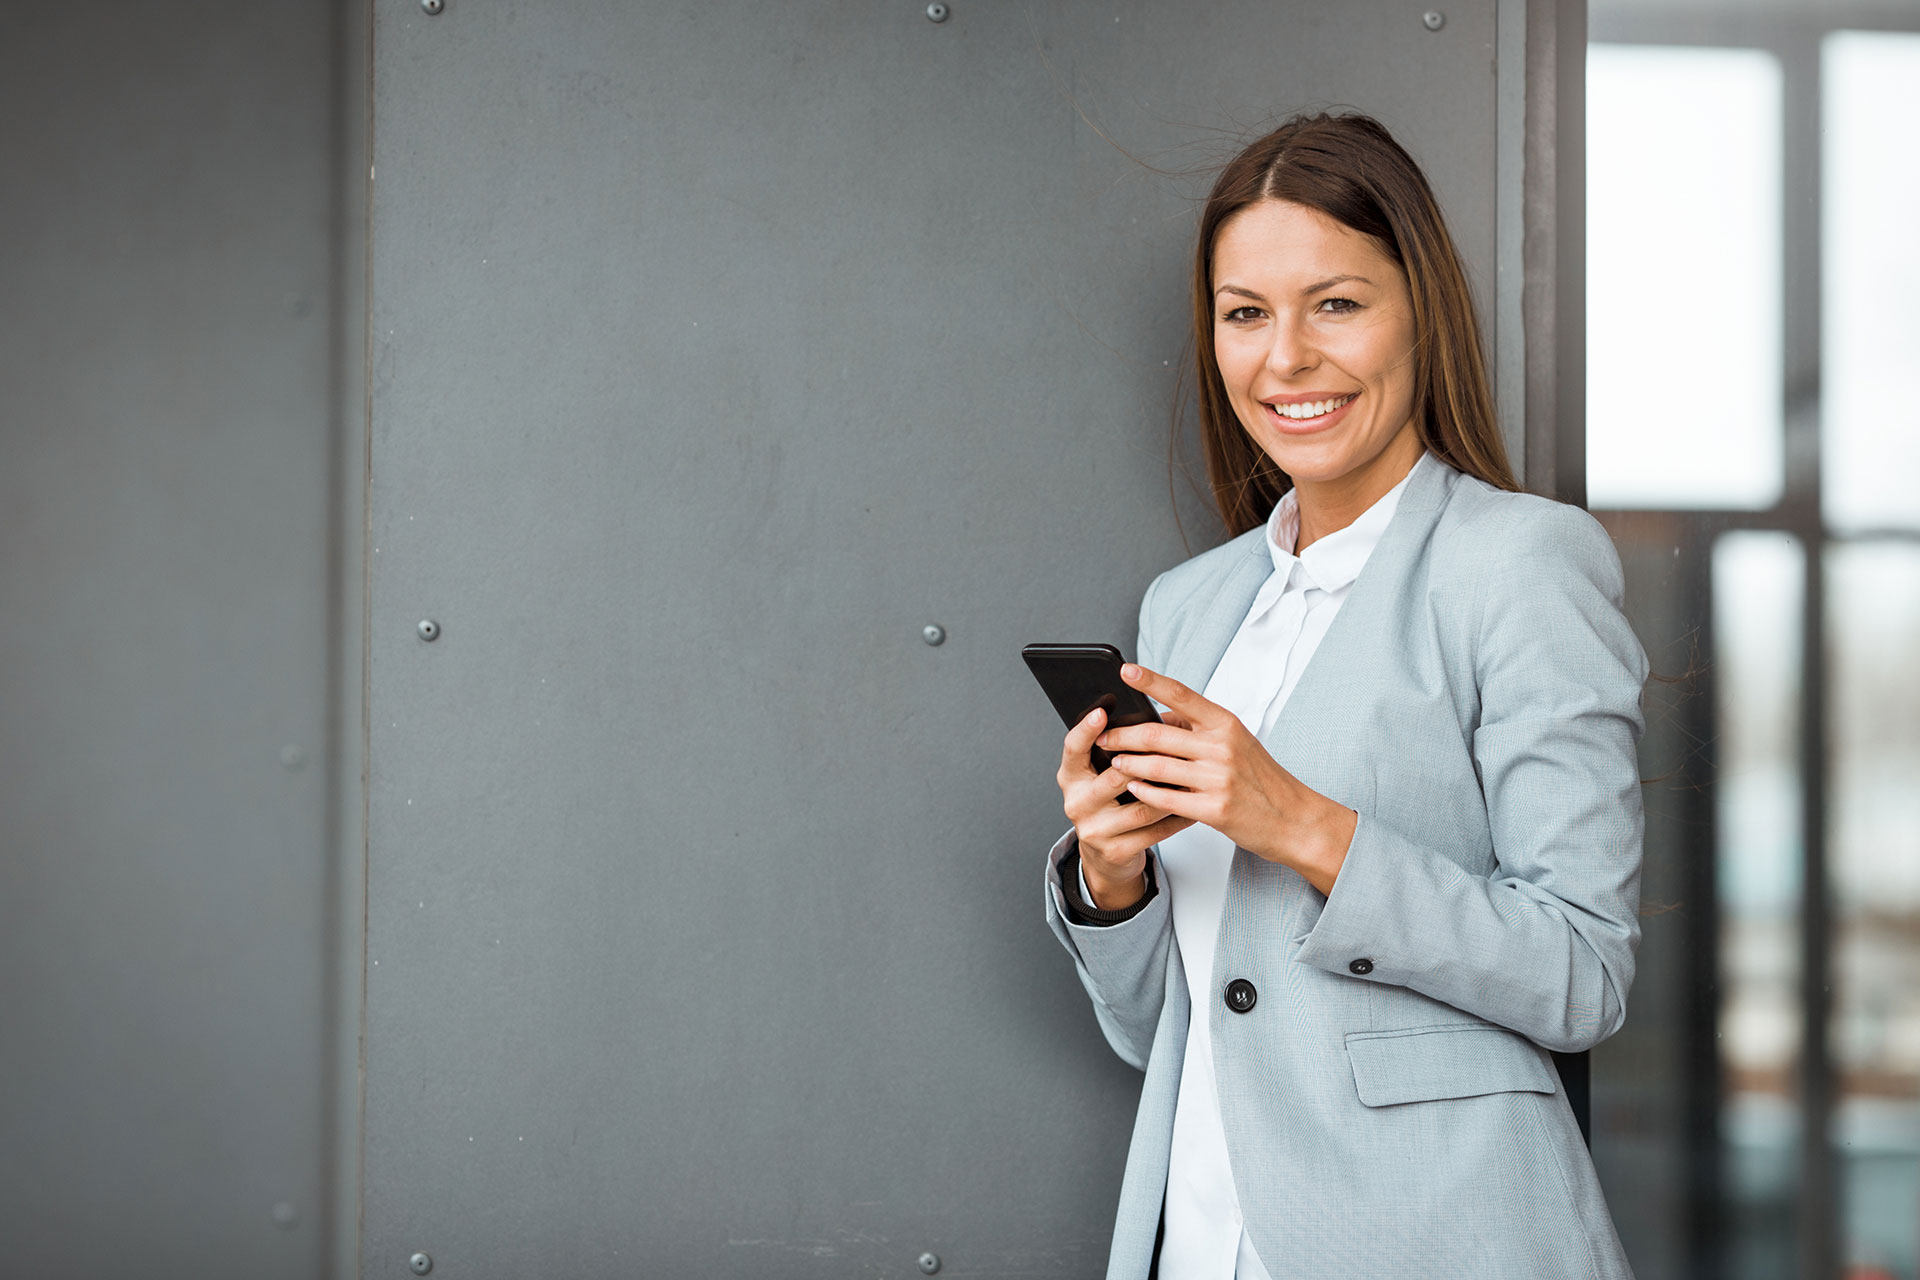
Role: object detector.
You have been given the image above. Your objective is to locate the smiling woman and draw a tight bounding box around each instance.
[1039,113,1647,1279]
[1209,200,1425,549]
[1182,110,1512,541]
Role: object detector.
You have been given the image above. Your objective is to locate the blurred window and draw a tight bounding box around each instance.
[1828,542,1920,1277]
[1823,33,1920,533]
[1715,530,1805,1280]
[1590,22,1920,1280]
[1587,45,1783,510]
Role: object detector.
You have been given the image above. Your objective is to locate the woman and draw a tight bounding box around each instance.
[1044,113,1645,1278]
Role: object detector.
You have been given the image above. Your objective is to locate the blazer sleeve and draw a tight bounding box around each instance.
[1294,501,1648,1053]
[1041,573,1175,1071]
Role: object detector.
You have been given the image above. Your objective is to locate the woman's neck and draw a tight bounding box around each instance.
[1292,429,1424,553]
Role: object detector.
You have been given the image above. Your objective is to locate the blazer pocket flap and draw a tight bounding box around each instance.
[1345,1024,1557,1107]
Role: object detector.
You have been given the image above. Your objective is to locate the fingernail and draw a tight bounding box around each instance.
[1121,663,1140,679]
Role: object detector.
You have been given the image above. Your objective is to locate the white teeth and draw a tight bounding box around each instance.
[1273,393,1355,420]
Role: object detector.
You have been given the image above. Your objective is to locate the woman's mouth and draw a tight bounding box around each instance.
[1264,391,1359,430]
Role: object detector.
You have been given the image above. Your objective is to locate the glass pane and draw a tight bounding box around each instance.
[1823,33,1920,533]
[1714,530,1805,1279]
[1827,541,1920,1280]
[1587,46,1783,510]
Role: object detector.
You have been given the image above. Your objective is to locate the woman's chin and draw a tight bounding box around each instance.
[1255,442,1354,489]
[1257,423,1420,495]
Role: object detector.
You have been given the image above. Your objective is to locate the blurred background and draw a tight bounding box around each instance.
[1,0,1914,1277]
[1586,2,1920,1278]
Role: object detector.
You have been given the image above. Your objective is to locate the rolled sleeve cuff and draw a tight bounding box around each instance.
[1294,811,1407,983]
[1055,841,1159,927]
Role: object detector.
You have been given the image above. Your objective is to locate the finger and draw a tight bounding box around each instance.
[1064,763,1139,821]
[1122,775,1209,820]
[1097,721,1204,759]
[1080,812,1198,872]
[1076,796,1177,845]
[1121,664,1229,730]
[1110,752,1206,791]
[1135,812,1198,844]
[1162,712,1193,731]
[1057,705,1107,781]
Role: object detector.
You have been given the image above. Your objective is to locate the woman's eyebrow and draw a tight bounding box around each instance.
[1304,274,1372,293]
[1214,275,1374,302]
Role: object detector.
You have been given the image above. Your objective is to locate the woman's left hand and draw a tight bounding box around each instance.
[1096,663,1358,896]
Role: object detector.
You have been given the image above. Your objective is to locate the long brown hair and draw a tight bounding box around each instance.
[1190,113,1518,535]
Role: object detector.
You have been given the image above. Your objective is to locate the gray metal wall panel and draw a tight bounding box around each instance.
[0,4,342,1278]
[365,2,1502,1273]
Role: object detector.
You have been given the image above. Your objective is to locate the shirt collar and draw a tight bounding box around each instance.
[1264,452,1426,592]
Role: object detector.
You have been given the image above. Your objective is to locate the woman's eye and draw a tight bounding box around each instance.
[1220,306,1263,324]
[1319,297,1361,315]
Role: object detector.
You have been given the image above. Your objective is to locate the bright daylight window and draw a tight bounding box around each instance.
[1823,31,1920,533]
[1587,45,1783,510]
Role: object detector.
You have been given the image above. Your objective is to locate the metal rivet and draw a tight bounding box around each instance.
[409,1254,433,1276]
[918,1254,942,1276]
[925,2,949,22]
[921,623,946,646]
[280,745,308,772]
[1422,9,1445,29]
[421,0,444,13]
[271,1201,299,1229]
[418,619,441,642]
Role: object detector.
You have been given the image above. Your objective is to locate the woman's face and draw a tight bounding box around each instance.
[1210,198,1422,506]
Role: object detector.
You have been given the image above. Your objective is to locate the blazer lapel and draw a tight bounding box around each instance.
[1156,455,1457,766]
[1162,540,1271,698]
[1260,454,1455,775]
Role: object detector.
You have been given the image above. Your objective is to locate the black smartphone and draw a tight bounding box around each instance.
[1022,643,1163,804]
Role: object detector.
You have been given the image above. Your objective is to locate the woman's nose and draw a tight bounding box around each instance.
[1264,316,1317,376]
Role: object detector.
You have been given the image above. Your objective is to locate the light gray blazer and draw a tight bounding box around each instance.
[1045,455,1646,1279]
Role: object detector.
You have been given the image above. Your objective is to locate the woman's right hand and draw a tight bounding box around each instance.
[1057,706,1196,910]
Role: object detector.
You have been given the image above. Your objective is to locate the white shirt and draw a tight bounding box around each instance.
[1149,459,1418,1279]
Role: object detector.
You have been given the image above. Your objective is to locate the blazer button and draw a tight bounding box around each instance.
[1224,978,1258,1013]
[1349,958,1374,976]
